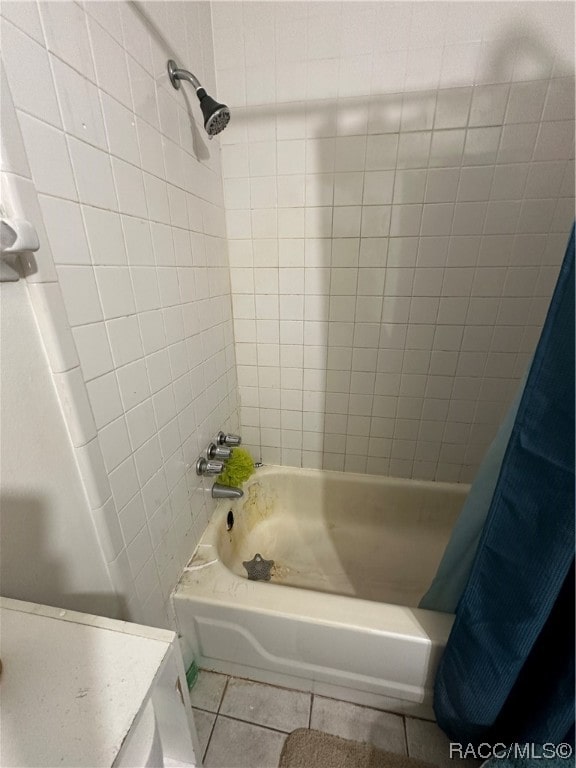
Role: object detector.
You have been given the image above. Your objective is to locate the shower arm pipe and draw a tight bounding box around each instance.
[167,61,202,91]
[167,59,230,138]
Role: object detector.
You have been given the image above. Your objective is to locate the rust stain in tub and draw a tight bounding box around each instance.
[242,482,276,528]
[270,563,293,581]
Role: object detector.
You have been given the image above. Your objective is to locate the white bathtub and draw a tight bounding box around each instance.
[173,466,466,718]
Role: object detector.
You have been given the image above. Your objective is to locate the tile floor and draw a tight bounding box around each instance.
[190,670,479,768]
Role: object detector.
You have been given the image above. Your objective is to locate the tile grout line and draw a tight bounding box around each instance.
[199,674,230,764]
[403,715,411,757]
[192,704,220,716]
[200,709,218,766]
[217,675,231,715]
[208,711,299,737]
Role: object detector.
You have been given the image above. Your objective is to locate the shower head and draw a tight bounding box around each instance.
[167,59,231,137]
[196,88,231,137]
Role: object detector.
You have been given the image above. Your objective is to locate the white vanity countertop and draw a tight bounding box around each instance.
[0,597,175,768]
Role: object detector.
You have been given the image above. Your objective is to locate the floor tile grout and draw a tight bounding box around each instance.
[216,675,231,715]
[309,690,420,720]
[217,671,313,699]
[201,710,218,765]
[213,712,295,736]
[197,673,230,764]
[402,715,410,757]
[191,703,221,715]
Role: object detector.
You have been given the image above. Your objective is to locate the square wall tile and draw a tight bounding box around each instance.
[57,266,103,326]
[19,113,77,199]
[68,137,118,209]
[1,19,62,127]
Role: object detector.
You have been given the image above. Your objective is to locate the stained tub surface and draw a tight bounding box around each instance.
[173,466,467,716]
[217,467,462,606]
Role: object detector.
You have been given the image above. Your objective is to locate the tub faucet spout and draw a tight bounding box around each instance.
[212,483,243,500]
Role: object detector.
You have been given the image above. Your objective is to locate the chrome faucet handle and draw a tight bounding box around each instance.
[207,442,232,460]
[217,431,242,447]
[196,457,224,476]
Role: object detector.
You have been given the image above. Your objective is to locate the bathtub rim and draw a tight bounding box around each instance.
[235,463,470,496]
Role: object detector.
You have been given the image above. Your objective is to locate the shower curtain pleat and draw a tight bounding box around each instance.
[432,225,575,745]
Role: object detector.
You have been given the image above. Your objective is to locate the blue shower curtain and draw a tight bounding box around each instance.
[432,226,575,746]
[419,368,527,613]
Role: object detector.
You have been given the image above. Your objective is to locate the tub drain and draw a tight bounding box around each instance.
[243,553,274,581]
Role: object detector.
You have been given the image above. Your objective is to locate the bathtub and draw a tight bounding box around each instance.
[173,466,467,718]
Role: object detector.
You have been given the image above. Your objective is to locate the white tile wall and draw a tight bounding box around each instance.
[1,0,574,627]
[213,0,575,482]
[1,0,238,628]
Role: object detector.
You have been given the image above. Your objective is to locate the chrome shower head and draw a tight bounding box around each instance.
[167,59,230,138]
